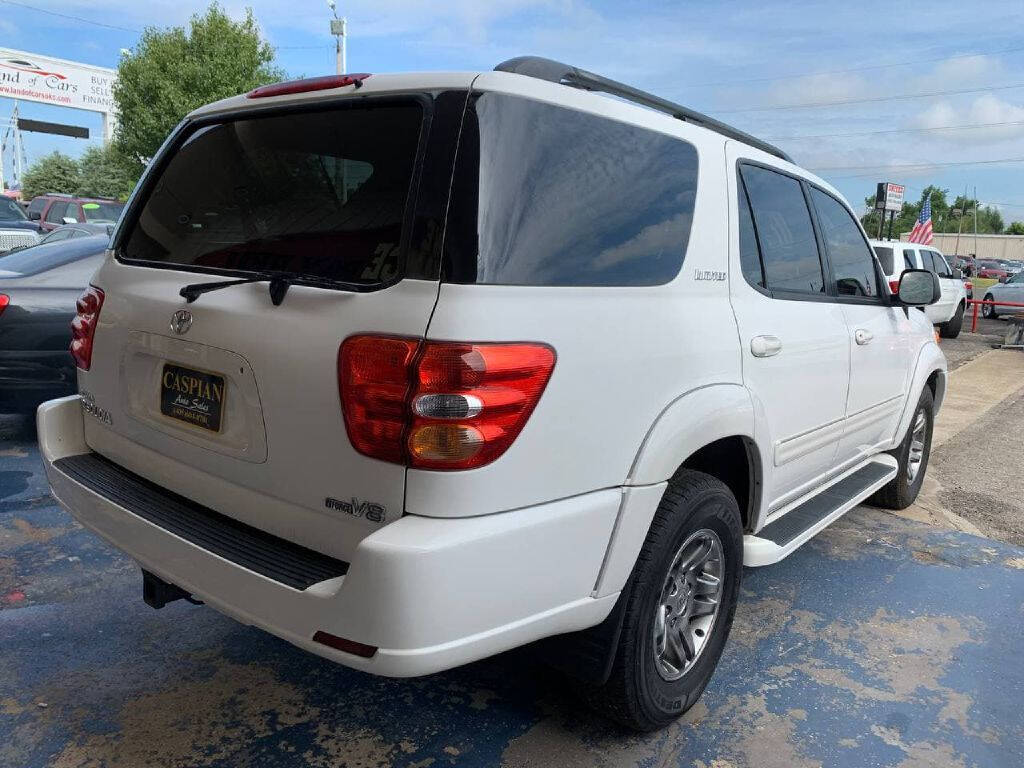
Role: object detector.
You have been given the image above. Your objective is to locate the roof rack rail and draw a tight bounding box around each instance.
[494,56,793,164]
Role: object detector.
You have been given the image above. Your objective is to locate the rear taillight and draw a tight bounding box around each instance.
[888,279,901,294]
[0,294,8,317]
[338,336,556,470]
[70,286,104,370]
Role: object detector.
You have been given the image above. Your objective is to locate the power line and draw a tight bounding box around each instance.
[716,81,1024,113]
[814,157,1024,179]
[766,119,1024,141]
[680,44,1024,88]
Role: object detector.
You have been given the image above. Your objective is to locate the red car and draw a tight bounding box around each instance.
[976,260,1009,281]
[25,195,124,233]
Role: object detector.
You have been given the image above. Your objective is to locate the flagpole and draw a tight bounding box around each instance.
[954,185,967,256]
[973,186,978,258]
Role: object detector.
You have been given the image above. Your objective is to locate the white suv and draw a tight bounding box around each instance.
[38,58,946,731]
[871,239,968,337]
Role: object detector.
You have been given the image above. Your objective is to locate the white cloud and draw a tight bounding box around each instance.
[913,94,1024,143]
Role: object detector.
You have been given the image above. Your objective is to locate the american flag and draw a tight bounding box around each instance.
[907,196,933,244]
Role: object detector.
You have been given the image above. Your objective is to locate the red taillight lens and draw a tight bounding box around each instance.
[338,336,556,470]
[0,294,8,317]
[70,286,104,370]
[888,279,901,294]
[246,74,371,98]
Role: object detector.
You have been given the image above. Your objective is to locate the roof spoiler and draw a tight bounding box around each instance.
[494,56,793,164]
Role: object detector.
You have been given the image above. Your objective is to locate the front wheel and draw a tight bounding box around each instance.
[982,294,998,319]
[939,301,964,338]
[869,387,934,510]
[583,470,743,731]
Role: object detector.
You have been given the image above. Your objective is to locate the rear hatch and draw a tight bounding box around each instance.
[79,81,470,561]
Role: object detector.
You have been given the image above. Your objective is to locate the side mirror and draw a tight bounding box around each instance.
[896,269,940,306]
[27,210,40,220]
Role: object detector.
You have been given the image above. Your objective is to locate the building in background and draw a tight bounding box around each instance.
[900,232,1024,259]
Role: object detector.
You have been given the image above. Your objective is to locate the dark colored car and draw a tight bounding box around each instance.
[26,195,125,232]
[0,196,43,253]
[0,235,107,412]
[38,222,113,244]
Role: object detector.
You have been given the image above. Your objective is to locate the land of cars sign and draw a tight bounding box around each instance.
[0,48,116,131]
[875,182,905,213]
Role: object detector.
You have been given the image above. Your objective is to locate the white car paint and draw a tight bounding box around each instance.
[982,270,1024,315]
[38,68,946,678]
[871,239,967,327]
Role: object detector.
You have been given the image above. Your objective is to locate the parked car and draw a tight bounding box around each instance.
[36,60,946,732]
[981,270,1024,318]
[871,240,967,337]
[38,222,113,244]
[977,260,1010,281]
[26,194,124,232]
[0,235,108,412]
[0,196,42,254]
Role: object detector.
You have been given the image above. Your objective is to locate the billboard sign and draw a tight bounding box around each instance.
[875,182,905,213]
[0,48,116,139]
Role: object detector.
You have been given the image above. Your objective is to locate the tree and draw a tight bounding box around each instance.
[113,3,283,170]
[1007,221,1024,235]
[21,151,80,200]
[859,186,1007,239]
[76,144,136,200]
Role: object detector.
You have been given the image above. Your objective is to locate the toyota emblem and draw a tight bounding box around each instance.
[170,309,193,335]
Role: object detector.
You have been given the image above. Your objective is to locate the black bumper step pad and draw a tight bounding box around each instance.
[53,452,349,590]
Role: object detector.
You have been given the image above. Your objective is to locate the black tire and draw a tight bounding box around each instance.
[584,470,743,731]
[939,301,964,338]
[982,293,998,319]
[868,387,934,510]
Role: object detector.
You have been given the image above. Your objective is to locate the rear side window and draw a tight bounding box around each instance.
[903,249,916,270]
[121,101,425,284]
[810,188,880,298]
[27,198,46,215]
[444,93,698,286]
[44,202,67,224]
[873,246,894,275]
[926,250,951,277]
[739,165,824,294]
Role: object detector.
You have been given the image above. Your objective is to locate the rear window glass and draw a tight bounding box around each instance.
[120,102,424,284]
[81,201,123,223]
[444,93,698,286]
[0,235,108,276]
[873,246,894,274]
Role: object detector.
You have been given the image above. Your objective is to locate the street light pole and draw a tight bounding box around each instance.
[328,2,346,75]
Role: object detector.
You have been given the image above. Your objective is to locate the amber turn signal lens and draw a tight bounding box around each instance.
[408,424,484,464]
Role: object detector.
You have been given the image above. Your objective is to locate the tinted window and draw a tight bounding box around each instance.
[445,93,698,286]
[40,228,73,243]
[926,250,950,276]
[738,179,764,287]
[740,165,823,294]
[0,235,108,276]
[873,246,894,274]
[810,188,880,298]
[903,249,916,270]
[0,198,27,221]
[81,201,124,222]
[27,198,46,215]
[122,102,424,284]
[44,202,67,224]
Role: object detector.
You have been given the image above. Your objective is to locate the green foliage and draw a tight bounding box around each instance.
[860,185,1007,242]
[76,144,137,200]
[21,151,80,200]
[1006,221,1024,235]
[112,3,283,169]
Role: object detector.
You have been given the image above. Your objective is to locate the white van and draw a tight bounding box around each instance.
[871,239,967,337]
[39,57,946,731]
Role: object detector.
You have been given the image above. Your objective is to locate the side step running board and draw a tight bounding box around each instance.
[743,455,898,566]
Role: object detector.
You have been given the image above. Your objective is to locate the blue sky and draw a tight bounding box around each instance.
[2,0,1024,223]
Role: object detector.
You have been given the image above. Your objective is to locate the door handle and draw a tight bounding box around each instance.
[750,335,782,357]
[855,329,873,345]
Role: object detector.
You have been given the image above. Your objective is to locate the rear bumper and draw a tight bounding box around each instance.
[38,395,620,676]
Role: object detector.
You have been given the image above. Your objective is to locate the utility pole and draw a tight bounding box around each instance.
[973,186,978,258]
[954,185,968,256]
[328,1,346,75]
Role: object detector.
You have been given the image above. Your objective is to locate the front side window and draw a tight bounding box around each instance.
[926,250,951,277]
[810,187,880,299]
[121,102,425,285]
[739,165,823,294]
[44,202,67,224]
[444,93,698,286]
[873,246,894,275]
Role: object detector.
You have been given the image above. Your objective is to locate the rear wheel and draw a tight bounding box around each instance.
[583,470,743,731]
[982,294,998,319]
[939,301,964,338]
[869,387,934,510]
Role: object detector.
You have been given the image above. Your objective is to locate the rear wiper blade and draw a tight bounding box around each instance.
[179,272,380,306]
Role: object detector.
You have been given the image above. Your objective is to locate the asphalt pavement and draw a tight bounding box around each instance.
[2,404,1023,767]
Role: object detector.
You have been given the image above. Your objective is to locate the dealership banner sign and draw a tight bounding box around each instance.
[0,48,116,137]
